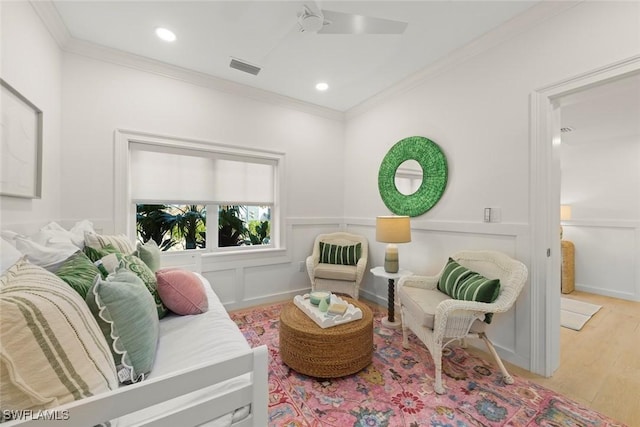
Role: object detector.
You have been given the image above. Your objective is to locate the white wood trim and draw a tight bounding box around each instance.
[3,346,269,427]
[529,55,640,377]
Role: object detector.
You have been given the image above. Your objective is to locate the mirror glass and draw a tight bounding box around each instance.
[394,159,423,195]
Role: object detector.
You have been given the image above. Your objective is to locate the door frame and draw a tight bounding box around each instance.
[529,55,640,376]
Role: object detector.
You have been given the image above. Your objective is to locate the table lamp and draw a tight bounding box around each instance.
[376,215,411,273]
[560,204,572,239]
[560,205,575,294]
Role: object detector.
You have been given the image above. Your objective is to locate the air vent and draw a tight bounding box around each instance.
[560,126,574,133]
[229,58,261,76]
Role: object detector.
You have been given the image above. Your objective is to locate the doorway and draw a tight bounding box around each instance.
[529,55,640,377]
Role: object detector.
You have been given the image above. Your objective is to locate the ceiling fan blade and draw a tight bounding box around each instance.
[319,10,408,35]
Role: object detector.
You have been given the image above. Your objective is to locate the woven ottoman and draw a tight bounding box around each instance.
[279,297,373,378]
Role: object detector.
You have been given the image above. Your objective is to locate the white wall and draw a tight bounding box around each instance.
[344,1,640,369]
[561,135,640,300]
[60,53,346,307]
[0,2,63,226]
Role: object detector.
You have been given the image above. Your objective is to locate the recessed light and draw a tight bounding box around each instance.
[155,27,176,42]
[315,82,329,91]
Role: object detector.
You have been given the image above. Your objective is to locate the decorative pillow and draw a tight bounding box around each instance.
[54,250,101,299]
[0,260,118,415]
[1,238,22,275]
[85,267,159,384]
[134,240,161,273]
[85,231,135,255]
[84,243,120,264]
[437,258,501,322]
[97,253,167,318]
[13,235,78,272]
[36,220,95,249]
[156,269,209,315]
[319,242,362,266]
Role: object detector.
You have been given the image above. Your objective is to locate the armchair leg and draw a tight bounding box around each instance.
[433,345,446,394]
[400,308,411,349]
[479,333,514,385]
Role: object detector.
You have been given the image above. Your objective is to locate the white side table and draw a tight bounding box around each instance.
[370,266,412,329]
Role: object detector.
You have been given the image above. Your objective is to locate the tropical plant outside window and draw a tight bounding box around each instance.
[136,204,271,251]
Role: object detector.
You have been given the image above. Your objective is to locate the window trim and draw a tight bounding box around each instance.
[115,129,286,254]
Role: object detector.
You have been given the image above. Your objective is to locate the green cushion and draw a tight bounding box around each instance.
[97,253,167,319]
[54,251,101,299]
[319,242,362,266]
[134,240,161,273]
[437,258,501,323]
[83,244,120,263]
[85,267,159,384]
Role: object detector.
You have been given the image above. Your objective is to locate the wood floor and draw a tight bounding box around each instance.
[466,291,640,426]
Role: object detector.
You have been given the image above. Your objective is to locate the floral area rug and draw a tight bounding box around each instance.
[230,302,625,427]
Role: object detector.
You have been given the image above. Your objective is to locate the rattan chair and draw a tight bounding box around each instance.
[306,232,368,300]
[397,250,527,394]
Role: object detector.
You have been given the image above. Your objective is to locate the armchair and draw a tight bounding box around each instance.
[397,250,527,394]
[306,232,368,300]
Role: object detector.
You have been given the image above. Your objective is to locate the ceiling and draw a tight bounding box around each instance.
[560,73,640,145]
[50,1,540,112]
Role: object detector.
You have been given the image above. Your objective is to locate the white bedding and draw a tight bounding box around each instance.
[117,274,253,426]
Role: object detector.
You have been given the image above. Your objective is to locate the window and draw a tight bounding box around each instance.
[116,131,284,254]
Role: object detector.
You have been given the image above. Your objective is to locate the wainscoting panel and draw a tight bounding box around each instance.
[563,220,639,301]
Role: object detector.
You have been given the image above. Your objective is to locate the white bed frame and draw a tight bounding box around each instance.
[4,345,268,426]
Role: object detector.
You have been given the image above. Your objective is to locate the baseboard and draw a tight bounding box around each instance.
[575,283,639,302]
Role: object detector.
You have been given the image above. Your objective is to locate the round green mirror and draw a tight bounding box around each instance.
[378,136,448,217]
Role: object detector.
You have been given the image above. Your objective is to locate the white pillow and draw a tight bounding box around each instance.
[36,220,95,249]
[14,236,78,272]
[1,238,23,275]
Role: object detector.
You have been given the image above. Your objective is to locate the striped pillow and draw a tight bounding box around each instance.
[319,242,362,266]
[0,260,118,415]
[437,258,501,321]
[85,231,135,254]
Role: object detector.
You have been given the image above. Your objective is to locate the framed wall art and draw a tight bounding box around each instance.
[1,78,43,198]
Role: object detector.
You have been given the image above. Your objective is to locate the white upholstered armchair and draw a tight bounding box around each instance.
[306,232,368,300]
[397,250,527,394]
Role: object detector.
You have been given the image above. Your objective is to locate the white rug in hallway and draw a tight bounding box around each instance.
[560,297,602,331]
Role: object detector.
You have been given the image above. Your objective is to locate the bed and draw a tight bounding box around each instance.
[0,224,268,427]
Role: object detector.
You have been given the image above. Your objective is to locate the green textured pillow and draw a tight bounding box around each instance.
[84,244,120,264]
[134,240,161,273]
[97,252,167,318]
[54,250,101,299]
[85,267,159,384]
[437,258,501,323]
[319,242,362,266]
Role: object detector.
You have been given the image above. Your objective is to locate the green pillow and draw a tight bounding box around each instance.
[134,240,161,273]
[97,252,167,318]
[437,258,501,323]
[54,251,101,299]
[83,244,120,263]
[319,242,362,266]
[85,267,159,384]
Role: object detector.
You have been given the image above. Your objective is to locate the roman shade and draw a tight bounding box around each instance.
[130,143,275,205]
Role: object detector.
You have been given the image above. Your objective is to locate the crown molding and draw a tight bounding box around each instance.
[30,1,344,122]
[345,1,582,120]
[30,0,71,47]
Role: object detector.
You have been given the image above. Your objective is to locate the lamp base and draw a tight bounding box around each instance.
[384,244,399,273]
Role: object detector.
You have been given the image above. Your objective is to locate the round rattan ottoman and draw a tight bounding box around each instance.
[279,297,373,378]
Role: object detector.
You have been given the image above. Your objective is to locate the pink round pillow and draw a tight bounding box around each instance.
[155,269,209,315]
